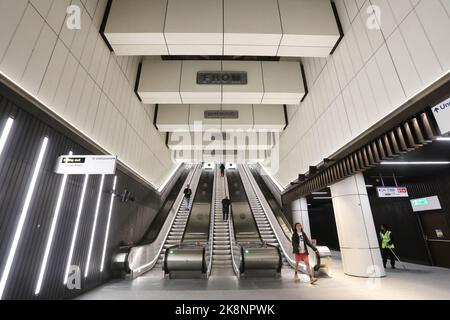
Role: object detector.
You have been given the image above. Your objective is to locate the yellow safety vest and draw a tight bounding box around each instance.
[380,231,395,249]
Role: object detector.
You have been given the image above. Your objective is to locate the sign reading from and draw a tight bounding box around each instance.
[197,71,247,85]
[55,155,117,175]
[377,186,409,198]
[410,196,442,212]
[432,97,450,135]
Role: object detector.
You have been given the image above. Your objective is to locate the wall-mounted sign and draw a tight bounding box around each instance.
[410,196,442,212]
[377,186,409,198]
[55,155,117,175]
[432,96,450,135]
[204,110,239,119]
[435,229,444,239]
[197,71,247,85]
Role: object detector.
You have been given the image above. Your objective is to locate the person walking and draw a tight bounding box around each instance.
[380,224,396,269]
[220,164,226,177]
[292,223,318,284]
[183,184,192,210]
[222,197,231,221]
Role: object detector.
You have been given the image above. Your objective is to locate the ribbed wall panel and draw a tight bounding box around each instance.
[0,92,175,300]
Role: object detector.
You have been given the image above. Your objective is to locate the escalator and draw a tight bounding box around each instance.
[241,164,332,276]
[163,167,215,278]
[112,164,202,279]
[140,166,191,244]
[227,169,282,277]
[248,164,292,240]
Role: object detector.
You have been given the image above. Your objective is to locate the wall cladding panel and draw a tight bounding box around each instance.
[0,90,179,300]
[276,0,450,188]
[0,0,174,189]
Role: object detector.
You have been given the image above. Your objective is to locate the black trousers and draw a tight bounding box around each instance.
[382,248,396,267]
[223,208,229,220]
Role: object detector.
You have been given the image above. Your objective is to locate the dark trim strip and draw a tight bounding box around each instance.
[153,104,159,131]
[134,61,143,102]
[283,104,289,131]
[300,63,309,103]
[330,0,344,55]
[99,0,114,53]
[161,55,280,61]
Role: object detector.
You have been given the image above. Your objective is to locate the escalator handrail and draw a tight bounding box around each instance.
[206,166,218,278]
[250,164,292,242]
[226,172,242,277]
[127,164,202,278]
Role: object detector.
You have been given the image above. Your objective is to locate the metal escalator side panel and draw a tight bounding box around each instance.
[182,169,214,244]
[248,164,292,241]
[164,167,215,278]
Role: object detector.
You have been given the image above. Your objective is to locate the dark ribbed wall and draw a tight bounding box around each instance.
[0,89,177,300]
[367,172,450,266]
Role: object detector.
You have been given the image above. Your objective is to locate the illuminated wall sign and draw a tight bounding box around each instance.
[432,96,450,135]
[55,155,117,175]
[197,71,247,85]
[377,187,409,198]
[410,196,442,212]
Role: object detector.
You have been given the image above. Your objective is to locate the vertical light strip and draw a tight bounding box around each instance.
[0,117,14,158]
[84,175,105,278]
[63,175,89,285]
[35,151,73,295]
[100,176,117,272]
[0,137,49,300]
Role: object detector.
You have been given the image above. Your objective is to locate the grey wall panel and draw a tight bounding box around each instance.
[0,87,179,300]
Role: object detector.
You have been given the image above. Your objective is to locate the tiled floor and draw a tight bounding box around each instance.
[78,252,450,300]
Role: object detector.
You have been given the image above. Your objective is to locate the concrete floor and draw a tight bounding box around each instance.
[79,252,450,300]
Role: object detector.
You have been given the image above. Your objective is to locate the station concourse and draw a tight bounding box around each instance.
[0,0,449,301]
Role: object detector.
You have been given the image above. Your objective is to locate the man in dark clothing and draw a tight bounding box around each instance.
[222,197,231,220]
[292,223,318,284]
[380,224,396,269]
[220,164,226,177]
[183,185,192,210]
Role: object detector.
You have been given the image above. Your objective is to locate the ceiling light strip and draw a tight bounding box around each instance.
[100,176,117,273]
[63,175,90,285]
[84,175,105,278]
[0,137,49,299]
[0,117,14,158]
[35,151,73,295]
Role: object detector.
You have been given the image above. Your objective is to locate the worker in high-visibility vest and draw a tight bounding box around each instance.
[380,224,396,269]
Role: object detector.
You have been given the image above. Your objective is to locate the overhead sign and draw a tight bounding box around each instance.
[377,186,409,198]
[55,155,117,175]
[432,96,450,135]
[410,196,442,212]
[204,110,239,119]
[197,71,247,85]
